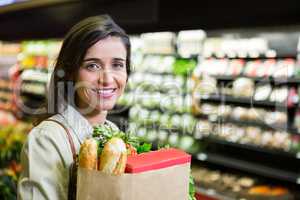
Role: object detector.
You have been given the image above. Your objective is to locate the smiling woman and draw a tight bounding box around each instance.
[76,36,128,123]
[17,15,131,200]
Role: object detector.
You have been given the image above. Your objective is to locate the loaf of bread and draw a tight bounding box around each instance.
[98,137,127,175]
[78,138,98,170]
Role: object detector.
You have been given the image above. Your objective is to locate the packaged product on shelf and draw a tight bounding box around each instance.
[231,107,249,120]
[129,106,141,121]
[168,132,180,147]
[232,78,255,98]
[264,112,287,125]
[269,87,289,103]
[226,59,245,76]
[247,108,265,121]
[161,56,176,73]
[21,82,46,95]
[272,131,291,151]
[254,84,272,101]
[177,30,206,58]
[261,59,276,77]
[200,103,218,116]
[229,127,246,142]
[243,60,261,77]
[183,95,193,113]
[141,32,176,55]
[159,113,171,127]
[20,69,49,83]
[261,131,274,147]
[194,75,218,98]
[160,95,173,111]
[218,105,232,118]
[180,114,196,133]
[273,59,295,78]
[136,128,147,138]
[246,185,291,199]
[157,130,169,144]
[172,96,184,113]
[194,59,214,76]
[186,78,195,93]
[178,135,198,153]
[170,114,182,128]
[245,127,262,145]
[138,109,150,124]
[194,120,212,138]
[146,129,158,142]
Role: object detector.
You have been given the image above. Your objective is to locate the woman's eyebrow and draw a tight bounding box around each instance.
[83,58,101,62]
[113,58,126,62]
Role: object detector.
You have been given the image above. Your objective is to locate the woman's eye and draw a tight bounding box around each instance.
[113,62,125,69]
[86,63,100,71]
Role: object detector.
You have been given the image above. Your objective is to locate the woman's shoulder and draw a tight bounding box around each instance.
[28,116,69,143]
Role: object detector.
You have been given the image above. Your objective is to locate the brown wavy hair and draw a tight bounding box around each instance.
[34,15,131,125]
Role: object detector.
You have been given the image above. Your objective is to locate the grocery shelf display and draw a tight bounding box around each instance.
[115,31,300,199]
[0,40,61,199]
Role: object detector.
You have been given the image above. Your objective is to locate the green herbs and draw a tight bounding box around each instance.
[136,143,152,154]
[92,125,152,154]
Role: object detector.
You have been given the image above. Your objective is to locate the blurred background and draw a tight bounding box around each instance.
[1,0,300,199]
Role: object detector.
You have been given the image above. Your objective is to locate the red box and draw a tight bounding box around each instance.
[125,148,191,173]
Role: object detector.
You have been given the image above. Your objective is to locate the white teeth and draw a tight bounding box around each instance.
[94,89,115,94]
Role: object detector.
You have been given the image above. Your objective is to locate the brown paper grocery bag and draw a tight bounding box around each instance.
[76,163,190,200]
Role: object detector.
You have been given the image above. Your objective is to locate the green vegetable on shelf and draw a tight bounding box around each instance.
[173,58,197,76]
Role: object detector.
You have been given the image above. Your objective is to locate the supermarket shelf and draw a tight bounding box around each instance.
[195,186,235,200]
[20,92,45,100]
[0,87,12,93]
[201,136,300,160]
[210,116,297,133]
[199,94,290,109]
[205,53,297,60]
[132,71,175,76]
[195,152,300,184]
[143,53,198,59]
[21,79,48,85]
[213,75,300,85]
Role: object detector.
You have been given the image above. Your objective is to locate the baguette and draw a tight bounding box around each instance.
[98,137,127,175]
[78,138,98,170]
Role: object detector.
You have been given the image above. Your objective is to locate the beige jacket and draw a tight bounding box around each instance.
[18,104,118,200]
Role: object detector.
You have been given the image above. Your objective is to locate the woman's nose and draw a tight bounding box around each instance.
[98,69,114,85]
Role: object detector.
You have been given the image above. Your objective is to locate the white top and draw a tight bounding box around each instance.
[18,104,118,200]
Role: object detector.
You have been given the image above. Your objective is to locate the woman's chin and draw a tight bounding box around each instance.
[95,103,115,112]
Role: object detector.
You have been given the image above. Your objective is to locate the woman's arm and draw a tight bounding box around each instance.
[18,124,73,200]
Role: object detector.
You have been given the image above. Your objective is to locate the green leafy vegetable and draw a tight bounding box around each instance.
[137,143,152,154]
[93,125,152,154]
[189,175,196,200]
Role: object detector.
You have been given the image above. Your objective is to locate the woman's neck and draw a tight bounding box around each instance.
[76,104,108,126]
[83,110,108,126]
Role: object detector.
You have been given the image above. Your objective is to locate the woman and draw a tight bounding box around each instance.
[18,15,131,200]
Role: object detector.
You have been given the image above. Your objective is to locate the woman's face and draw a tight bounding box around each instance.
[76,36,127,113]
